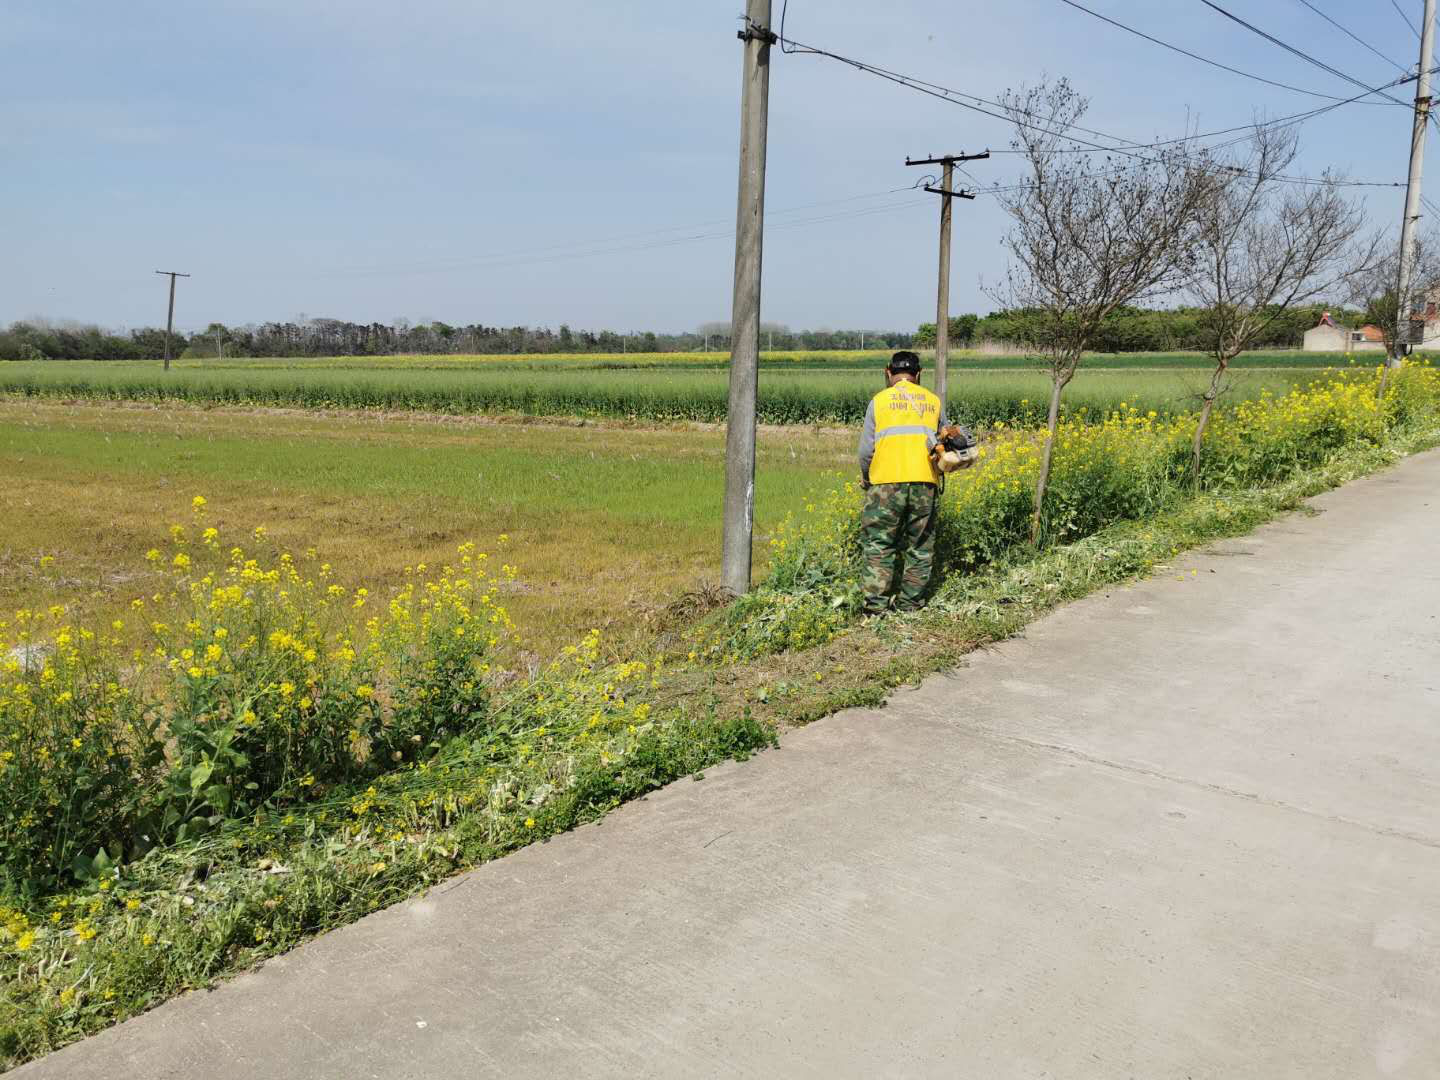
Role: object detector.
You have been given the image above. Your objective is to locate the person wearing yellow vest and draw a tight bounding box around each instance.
[857,351,954,614]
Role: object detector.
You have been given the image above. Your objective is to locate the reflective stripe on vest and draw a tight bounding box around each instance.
[875,424,935,440]
[869,383,941,484]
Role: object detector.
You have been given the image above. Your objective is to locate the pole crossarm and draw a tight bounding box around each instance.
[922,186,976,199]
[905,151,992,166]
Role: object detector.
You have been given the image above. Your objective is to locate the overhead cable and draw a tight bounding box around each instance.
[1198,0,1409,106]
[775,25,1417,187]
[1390,0,1423,42]
[300,195,932,280]
[1291,0,1410,75]
[1057,0,1400,101]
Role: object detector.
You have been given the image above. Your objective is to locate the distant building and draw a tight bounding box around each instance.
[1406,285,1440,348]
[1302,312,1385,353]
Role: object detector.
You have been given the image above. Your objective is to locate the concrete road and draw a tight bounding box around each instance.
[19,450,1440,1080]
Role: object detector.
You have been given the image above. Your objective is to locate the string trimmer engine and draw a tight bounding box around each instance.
[932,424,979,473]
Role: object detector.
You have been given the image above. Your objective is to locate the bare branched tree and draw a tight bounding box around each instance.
[993,80,1219,543]
[1348,229,1440,393]
[1188,124,1372,483]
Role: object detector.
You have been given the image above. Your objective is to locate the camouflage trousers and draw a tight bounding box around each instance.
[860,482,938,613]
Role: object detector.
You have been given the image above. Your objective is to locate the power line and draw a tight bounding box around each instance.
[776,24,1417,187]
[298,195,932,280]
[300,186,921,279]
[1291,0,1410,75]
[1198,0,1410,106]
[292,9,1419,285]
[1056,0,1400,102]
[778,9,1415,146]
[1391,0,1424,41]
[985,94,1374,157]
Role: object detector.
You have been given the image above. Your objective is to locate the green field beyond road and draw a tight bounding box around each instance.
[0,351,1367,427]
[0,400,854,654]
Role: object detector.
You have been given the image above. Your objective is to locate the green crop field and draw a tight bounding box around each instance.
[0,399,854,656]
[0,351,1370,427]
[160,348,1360,370]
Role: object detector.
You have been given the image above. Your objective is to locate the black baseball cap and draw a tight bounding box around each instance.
[888,351,922,374]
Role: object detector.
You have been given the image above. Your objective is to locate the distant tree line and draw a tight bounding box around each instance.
[16,302,1374,360]
[0,318,917,361]
[0,320,183,361]
[916,303,1367,353]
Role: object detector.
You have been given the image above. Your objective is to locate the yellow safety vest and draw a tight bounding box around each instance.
[869,381,942,484]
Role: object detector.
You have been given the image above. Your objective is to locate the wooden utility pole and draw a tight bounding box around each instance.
[721,0,774,595]
[905,152,988,408]
[155,270,190,371]
[1394,0,1436,366]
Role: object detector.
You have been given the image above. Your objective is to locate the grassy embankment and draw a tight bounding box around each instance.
[0,352,1361,427]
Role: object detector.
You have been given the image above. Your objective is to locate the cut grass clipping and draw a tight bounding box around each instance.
[2,362,1438,1068]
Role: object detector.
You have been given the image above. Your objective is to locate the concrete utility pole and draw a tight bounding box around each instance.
[1394,0,1436,366]
[721,0,774,596]
[905,152,988,408]
[155,270,190,371]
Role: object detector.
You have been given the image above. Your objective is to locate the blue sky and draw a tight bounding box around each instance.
[1,0,1429,334]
